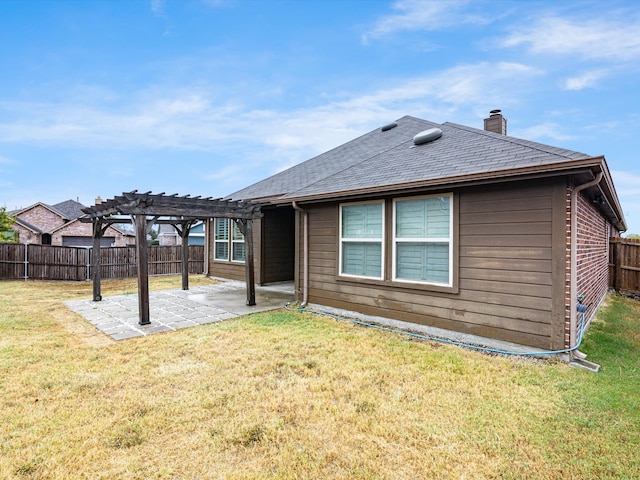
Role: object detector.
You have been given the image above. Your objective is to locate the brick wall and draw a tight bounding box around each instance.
[564,187,572,347]
[18,205,65,232]
[51,220,131,247]
[563,186,617,347]
[575,190,613,325]
[12,223,39,244]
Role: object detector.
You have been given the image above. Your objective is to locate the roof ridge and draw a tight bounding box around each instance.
[45,203,66,218]
[442,122,590,159]
[285,117,438,198]
[227,116,437,200]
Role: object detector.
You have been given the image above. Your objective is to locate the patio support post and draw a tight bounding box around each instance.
[91,218,108,301]
[245,219,256,306]
[134,214,151,325]
[235,219,256,306]
[174,220,195,291]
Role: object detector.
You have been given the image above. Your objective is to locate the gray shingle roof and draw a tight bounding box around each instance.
[50,200,87,220]
[14,218,42,233]
[226,115,591,202]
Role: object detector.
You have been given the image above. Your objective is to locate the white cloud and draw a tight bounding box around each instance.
[611,170,640,195]
[150,0,165,15]
[611,170,640,233]
[0,61,542,162]
[503,15,640,61]
[515,123,576,142]
[563,70,607,91]
[361,0,495,42]
[204,165,245,182]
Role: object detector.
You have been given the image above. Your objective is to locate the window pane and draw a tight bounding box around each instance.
[232,242,245,262]
[396,197,449,238]
[342,203,382,239]
[215,218,229,240]
[396,242,449,283]
[342,242,382,277]
[232,221,244,240]
[215,241,229,260]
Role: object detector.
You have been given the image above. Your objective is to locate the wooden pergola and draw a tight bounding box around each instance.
[81,191,262,325]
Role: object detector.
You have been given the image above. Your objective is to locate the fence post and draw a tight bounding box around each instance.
[86,247,91,281]
[24,243,28,281]
[614,240,622,293]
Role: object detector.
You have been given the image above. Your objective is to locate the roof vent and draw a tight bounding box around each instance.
[413,127,442,145]
[381,122,398,132]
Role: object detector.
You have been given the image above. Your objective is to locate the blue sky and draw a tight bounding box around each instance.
[1,0,639,233]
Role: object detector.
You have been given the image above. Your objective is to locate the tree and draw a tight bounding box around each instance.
[0,206,17,242]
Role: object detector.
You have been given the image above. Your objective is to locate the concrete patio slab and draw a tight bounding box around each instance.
[65,280,294,341]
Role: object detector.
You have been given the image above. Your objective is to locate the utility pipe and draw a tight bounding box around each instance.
[292,201,309,307]
[569,171,603,349]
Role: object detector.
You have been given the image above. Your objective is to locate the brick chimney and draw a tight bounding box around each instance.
[484,109,507,135]
[95,196,102,205]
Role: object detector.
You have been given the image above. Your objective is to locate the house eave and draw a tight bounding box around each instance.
[277,156,626,231]
[284,158,601,201]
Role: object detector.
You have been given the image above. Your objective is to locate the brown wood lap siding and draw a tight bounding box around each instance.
[302,178,567,349]
[261,207,295,284]
[209,219,262,283]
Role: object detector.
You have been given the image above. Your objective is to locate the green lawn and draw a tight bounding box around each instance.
[1,277,638,479]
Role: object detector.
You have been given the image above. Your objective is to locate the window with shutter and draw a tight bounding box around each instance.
[214,218,245,263]
[393,195,452,286]
[339,201,384,279]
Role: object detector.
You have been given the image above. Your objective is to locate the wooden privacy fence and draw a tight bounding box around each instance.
[0,243,204,281]
[609,237,640,295]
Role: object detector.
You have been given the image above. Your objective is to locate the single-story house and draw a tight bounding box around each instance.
[207,111,626,352]
[10,199,133,247]
[158,221,206,246]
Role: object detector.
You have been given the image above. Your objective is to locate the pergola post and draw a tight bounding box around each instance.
[134,214,151,325]
[236,219,256,306]
[174,221,194,291]
[91,219,106,301]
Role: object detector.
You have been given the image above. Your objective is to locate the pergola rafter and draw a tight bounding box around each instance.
[81,191,262,326]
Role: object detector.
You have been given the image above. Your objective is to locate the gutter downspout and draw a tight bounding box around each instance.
[203,219,210,277]
[570,171,603,351]
[292,201,309,307]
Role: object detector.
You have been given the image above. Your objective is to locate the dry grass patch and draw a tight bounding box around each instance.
[1,278,638,479]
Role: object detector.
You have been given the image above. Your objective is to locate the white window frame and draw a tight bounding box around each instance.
[213,218,245,264]
[231,220,245,263]
[339,200,385,280]
[392,193,453,287]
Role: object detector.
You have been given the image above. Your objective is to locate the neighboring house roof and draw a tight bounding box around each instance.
[227,115,626,230]
[12,199,87,222]
[13,218,42,234]
[50,199,86,220]
[10,199,136,236]
[189,221,205,234]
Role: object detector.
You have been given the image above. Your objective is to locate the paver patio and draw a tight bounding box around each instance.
[65,280,294,341]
